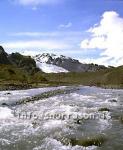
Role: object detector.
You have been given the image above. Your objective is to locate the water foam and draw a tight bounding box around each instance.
[0,107,13,119]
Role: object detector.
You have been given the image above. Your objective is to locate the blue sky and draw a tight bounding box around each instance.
[0,0,123,66]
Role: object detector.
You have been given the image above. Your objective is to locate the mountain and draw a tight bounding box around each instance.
[34,54,68,73]
[1,46,123,89]
[0,46,47,89]
[34,53,107,72]
[8,53,40,74]
[36,62,68,73]
[0,46,107,73]
[0,46,39,75]
[0,46,11,64]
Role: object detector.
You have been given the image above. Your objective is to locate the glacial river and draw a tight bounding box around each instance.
[0,86,123,150]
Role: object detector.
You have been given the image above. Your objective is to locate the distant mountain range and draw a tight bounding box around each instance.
[34,53,107,73]
[1,45,123,89]
[0,46,107,73]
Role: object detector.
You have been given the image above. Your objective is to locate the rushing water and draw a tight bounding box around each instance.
[0,86,123,150]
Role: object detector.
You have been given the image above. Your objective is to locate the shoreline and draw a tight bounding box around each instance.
[0,82,123,91]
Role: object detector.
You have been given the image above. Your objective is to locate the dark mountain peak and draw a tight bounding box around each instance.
[0,46,10,64]
[0,45,4,51]
[0,46,39,74]
[0,46,7,54]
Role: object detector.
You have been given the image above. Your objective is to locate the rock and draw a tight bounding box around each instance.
[74,119,84,124]
[70,135,106,147]
[1,103,9,106]
[98,108,110,112]
[4,92,11,95]
[32,122,39,128]
[109,99,117,103]
[119,116,123,124]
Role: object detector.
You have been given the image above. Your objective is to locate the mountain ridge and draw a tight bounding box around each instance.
[1,46,123,90]
[0,46,107,73]
[34,53,107,72]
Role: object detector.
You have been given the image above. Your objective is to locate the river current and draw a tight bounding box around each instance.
[0,86,123,150]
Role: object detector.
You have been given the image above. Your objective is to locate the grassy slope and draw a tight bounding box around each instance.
[0,64,48,90]
[43,66,123,88]
[0,64,123,89]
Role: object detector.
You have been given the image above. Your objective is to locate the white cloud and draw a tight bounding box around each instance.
[79,57,115,67]
[4,31,83,56]
[81,11,123,66]
[13,0,62,6]
[32,6,38,10]
[21,50,40,56]
[58,22,72,29]
[2,40,70,50]
[9,32,58,37]
[9,31,80,37]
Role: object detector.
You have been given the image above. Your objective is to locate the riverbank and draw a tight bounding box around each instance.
[0,82,51,91]
[1,67,123,91]
[1,64,123,90]
[1,81,123,91]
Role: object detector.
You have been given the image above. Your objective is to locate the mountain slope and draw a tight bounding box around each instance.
[8,53,40,74]
[0,46,40,75]
[34,54,69,73]
[1,45,123,89]
[34,53,107,72]
[0,46,11,64]
[36,62,68,73]
[0,46,48,89]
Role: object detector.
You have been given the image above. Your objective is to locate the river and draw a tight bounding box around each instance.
[0,86,123,150]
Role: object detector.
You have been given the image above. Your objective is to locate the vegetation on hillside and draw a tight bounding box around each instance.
[1,64,123,90]
[8,52,40,74]
[1,46,123,90]
[0,64,48,90]
[43,66,123,88]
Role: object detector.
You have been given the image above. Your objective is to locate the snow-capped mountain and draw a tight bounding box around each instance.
[34,53,106,73]
[34,53,69,73]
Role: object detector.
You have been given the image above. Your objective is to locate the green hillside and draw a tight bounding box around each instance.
[43,66,123,88]
[0,64,123,90]
[0,64,48,90]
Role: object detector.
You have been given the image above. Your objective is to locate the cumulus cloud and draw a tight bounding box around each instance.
[12,0,62,6]
[58,22,72,29]
[81,11,123,66]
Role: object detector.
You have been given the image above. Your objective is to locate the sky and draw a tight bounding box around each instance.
[0,0,123,66]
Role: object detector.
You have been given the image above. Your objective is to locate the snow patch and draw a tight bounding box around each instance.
[36,62,68,73]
